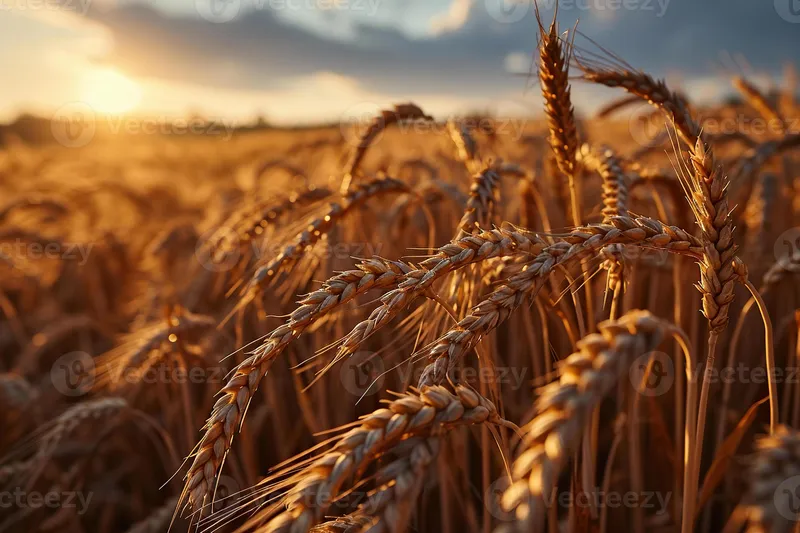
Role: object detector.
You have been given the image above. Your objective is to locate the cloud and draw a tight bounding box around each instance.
[429,0,473,35]
[57,1,800,105]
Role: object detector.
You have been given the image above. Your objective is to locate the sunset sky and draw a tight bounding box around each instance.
[1,0,799,125]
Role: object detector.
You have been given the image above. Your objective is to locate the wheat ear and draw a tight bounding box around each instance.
[734,133,800,182]
[537,13,579,226]
[447,120,481,174]
[312,437,440,533]
[183,258,413,510]
[243,176,409,300]
[498,311,677,531]
[37,398,127,461]
[578,144,630,303]
[334,227,548,361]
[341,104,433,193]
[733,76,786,134]
[456,166,501,238]
[416,218,702,387]
[724,426,800,533]
[254,385,501,533]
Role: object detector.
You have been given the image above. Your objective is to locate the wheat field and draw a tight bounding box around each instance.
[2,12,800,533]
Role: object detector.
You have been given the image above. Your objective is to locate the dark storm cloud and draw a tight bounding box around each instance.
[82,1,800,97]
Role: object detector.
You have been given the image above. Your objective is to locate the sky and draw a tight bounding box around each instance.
[1,0,799,125]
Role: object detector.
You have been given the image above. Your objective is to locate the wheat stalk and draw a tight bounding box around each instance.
[125,497,179,533]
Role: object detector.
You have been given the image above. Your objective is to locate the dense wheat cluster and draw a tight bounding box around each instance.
[3,14,800,533]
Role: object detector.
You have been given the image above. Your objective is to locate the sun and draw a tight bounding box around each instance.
[82,68,142,115]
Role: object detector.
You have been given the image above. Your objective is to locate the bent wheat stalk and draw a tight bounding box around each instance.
[498,311,686,532]
[241,176,410,303]
[341,104,433,193]
[313,437,440,533]
[416,217,702,387]
[248,385,503,533]
[182,258,413,510]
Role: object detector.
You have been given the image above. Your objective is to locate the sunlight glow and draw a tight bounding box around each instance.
[82,68,141,115]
